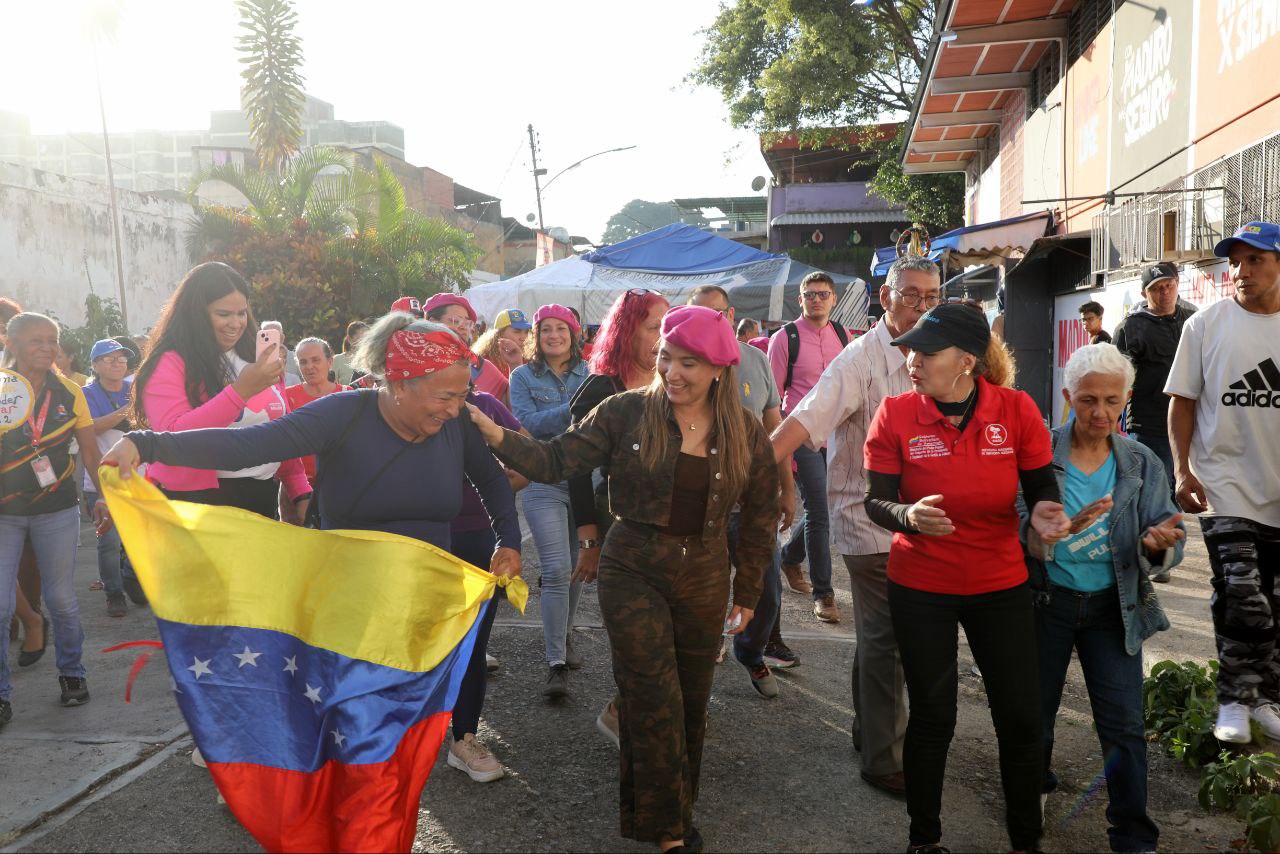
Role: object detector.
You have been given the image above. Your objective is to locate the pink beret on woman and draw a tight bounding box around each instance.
[660,305,740,366]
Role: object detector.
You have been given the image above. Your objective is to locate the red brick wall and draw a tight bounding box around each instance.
[422,167,455,208]
[999,91,1026,219]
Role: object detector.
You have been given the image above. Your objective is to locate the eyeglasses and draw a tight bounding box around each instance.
[96,355,129,365]
[801,291,834,301]
[626,287,660,299]
[890,287,943,309]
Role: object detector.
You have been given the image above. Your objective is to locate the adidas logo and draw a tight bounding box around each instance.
[1222,357,1280,408]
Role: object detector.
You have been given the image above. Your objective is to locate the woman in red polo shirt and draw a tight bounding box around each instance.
[863,303,1090,854]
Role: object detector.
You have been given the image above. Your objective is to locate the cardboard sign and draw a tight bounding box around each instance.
[0,370,34,433]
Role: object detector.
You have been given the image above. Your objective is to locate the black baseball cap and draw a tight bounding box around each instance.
[1140,262,1179,290]
[891,303,990,356]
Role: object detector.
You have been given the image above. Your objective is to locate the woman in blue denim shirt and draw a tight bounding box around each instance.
[1022,343,1185,854]
[509,304,589,698]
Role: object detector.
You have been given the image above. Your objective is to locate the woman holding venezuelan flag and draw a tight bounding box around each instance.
[466,304,779,854]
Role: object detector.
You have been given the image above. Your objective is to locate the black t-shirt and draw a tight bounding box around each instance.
[1,374,93,516]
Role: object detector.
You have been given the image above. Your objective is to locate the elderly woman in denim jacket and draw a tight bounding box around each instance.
[1022,342,1185,854]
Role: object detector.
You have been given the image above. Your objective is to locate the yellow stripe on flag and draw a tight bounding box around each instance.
[100,467,527,673]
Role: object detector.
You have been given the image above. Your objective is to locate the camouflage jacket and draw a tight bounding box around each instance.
[493,389,779,608]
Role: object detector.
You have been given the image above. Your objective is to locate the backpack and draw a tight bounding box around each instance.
[782,321,849,393]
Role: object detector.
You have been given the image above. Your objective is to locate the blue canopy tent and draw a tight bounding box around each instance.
[467,223,868,327]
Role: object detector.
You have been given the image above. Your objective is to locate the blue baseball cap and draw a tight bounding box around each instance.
[1214,221,1280,257]
[89,338,127,362]
[494,308,532,331]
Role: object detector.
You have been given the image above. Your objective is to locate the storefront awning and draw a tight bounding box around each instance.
[871,210,1054,277]
[770,210,905,227]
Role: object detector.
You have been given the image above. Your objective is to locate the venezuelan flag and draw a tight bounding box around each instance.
[100,468,526,853]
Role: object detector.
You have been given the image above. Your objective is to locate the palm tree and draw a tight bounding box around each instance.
[237,0,305,173]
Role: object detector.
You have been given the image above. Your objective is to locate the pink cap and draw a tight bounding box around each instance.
[422,292,477,323]
[661,305,740,366]
[533,304,581,337]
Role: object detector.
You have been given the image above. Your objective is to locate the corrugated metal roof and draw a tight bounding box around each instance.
[770,210,906,227]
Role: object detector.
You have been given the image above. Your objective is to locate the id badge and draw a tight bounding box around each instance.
[31,455,56,488]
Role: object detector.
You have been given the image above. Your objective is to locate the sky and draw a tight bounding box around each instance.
[1,0,769,243]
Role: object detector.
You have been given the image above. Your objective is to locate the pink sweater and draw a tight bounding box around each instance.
[140,351,310,499]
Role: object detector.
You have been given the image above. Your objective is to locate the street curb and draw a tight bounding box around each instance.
[1,724,191,853]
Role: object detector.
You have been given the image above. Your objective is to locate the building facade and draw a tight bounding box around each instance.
[899,0,1280,420]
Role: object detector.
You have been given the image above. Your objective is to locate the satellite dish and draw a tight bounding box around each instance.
[750,175,767,192]
[526,213,536,223]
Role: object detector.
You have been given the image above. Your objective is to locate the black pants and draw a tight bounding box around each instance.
[162,477,279,519]
[888,580,1043,851]
[1203,515,1280,703]
[449,526,502,739]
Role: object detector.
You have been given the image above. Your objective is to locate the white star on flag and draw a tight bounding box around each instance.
[304,683,323,704]
[188,657,212,680]
[331,729,346,747]
[233,646,262,668]
[283,655,298,675]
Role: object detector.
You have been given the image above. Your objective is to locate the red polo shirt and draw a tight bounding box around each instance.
[863,377,1052,595]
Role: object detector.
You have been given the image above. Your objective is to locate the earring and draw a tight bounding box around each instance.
[395,396,402,406]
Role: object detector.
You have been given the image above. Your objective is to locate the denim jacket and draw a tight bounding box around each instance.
[1020,426,1183,655]
[509,359,589,440]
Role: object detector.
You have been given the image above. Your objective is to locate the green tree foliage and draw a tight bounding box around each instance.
[689,0,963,230]
[602,199,708,246]
[45,294,128,370]
[237,0,305,173]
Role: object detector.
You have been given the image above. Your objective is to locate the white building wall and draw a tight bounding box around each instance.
[0,162,194,333]
[1021,79,1065,215]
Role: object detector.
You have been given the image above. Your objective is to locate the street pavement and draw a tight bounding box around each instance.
[1,514,1247,852]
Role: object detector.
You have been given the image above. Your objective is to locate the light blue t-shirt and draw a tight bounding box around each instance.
[1046,453,1118,593]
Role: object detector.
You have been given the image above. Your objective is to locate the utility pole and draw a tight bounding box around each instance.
[93,39,129,330]
[527,123,546,232]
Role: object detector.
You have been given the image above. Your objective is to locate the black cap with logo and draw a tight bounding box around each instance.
[1140,262,1179,290]
[890,303,991,356]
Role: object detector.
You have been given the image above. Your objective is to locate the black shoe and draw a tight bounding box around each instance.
[106,593,128,618]
[0,699,11,729]
[543,664,569,699]
[18,615,50,668]
[906,845,950,854]
[59,676,90,707]
[684,826,704,853]
[763,640,800,669]
[122,575,148,606]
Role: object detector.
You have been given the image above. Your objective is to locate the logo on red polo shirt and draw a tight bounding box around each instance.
[982,422,1013,456]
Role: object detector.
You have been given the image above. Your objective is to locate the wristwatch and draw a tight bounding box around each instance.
[578,539,599,549]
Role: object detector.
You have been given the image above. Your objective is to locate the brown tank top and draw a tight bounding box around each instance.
[659,452,711,537]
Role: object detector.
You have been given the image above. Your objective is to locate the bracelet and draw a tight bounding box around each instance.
[578,539,599,549]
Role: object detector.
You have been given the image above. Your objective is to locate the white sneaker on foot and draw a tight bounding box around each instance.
[1215,702,1253,744]
[447,733,506,783]
[1253,702,1280,741]
[596,702,620,749]
[485,654,499,673]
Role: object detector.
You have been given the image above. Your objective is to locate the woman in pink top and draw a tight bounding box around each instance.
[132,262,310,519]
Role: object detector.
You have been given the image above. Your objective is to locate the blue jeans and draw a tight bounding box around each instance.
[726,512,781,668]
[781,444,832,599]
[84,491,134,596]
[0,506,86,699]
[1038,585,1157,852]
[1131,433,1175,499]
[450,526,502,738]
[522,482,581,665]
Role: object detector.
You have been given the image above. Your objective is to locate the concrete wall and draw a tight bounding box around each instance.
[0,162,194,333]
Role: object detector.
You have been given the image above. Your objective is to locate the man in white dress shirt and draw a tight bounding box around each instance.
[771,255,942,797]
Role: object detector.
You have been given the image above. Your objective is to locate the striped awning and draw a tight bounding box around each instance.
[770,210,906,227]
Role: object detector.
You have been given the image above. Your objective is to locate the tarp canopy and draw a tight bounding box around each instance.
[466,224,868,327]
[870,210,1054,277]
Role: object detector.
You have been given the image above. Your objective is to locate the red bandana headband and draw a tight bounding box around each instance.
[384,329,477,380]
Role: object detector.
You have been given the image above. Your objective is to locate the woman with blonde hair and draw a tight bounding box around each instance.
[467,305,779,853]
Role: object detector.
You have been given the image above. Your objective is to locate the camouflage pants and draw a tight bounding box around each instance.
[598,519,730,844]
[1204,516,1280,703]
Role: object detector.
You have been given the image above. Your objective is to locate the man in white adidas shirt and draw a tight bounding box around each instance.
[1166,221,1280,746]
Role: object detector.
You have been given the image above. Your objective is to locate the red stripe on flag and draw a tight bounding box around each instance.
[207,711,452,853]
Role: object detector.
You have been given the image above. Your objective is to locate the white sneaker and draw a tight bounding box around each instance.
[447,733,506,783]
[1215,702,1253,744]
[1253,702,1280,741]
[486,654,499,673]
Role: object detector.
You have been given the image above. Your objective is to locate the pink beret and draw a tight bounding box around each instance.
[533,304,581,337]
[422,292,477,323]
[661,305,740,366]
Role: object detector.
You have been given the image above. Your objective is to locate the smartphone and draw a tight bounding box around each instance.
[256,327,283,362]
